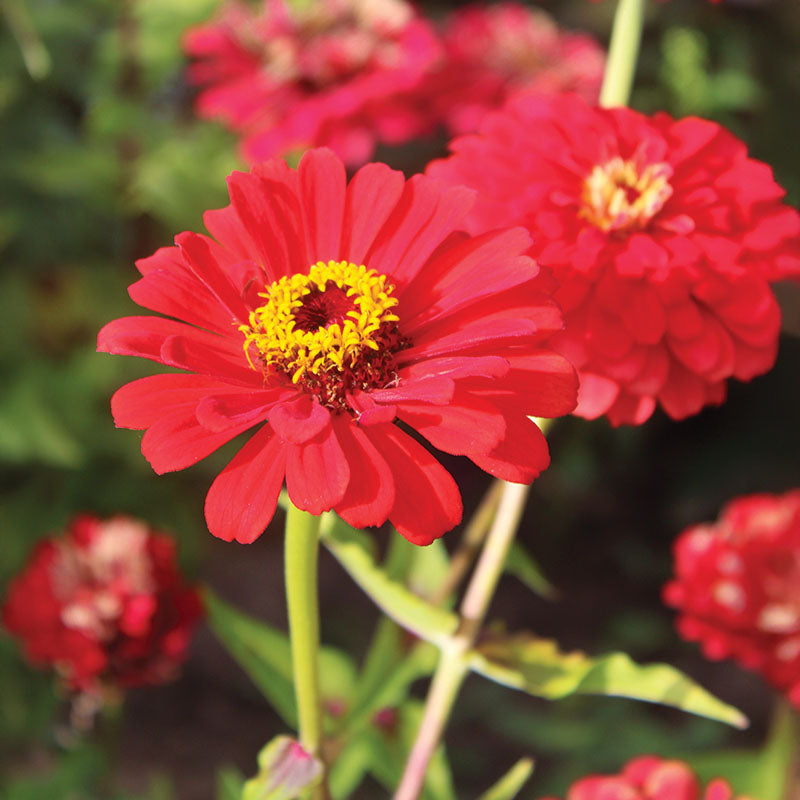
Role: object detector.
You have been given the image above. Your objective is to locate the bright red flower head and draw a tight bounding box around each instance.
[539,755,746,800]
[428,93,800,425]
[183,0,441,165]
[2,515,202,693]
[664,490,800,707]
[426,3,605,137]
[97,148,577,545]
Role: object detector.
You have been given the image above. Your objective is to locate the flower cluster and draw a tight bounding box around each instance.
[2,515,202,693]
[97,148,577,546]
[183,0,441,165]
[421,3,605,137]
[184,0,604,164]
[539,755,745,800]
[664,490,800,706]
[429,92,800,425]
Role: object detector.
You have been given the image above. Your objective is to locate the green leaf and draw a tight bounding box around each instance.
[683,702,795,800]
[327,733,373,800]
[216,767,246,800]
[505,542,557,600]
[242,736,323,800]
[406,538,451,600]
[320,515,459,645]
[203,589,357,728]
[476,758,535,800]
[470,634,748,729]
[203,588,297,727]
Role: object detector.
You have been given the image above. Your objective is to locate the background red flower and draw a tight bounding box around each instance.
[664,489,800,707]
[2,515,202,693]
[183,0,441,165]
[97,148,577,546]
[539,755,742,800]
[428,92,800,425]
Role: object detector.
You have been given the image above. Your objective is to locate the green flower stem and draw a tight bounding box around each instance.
[285,504,324,769]
[599,0,647,108]
[393,480,534,800]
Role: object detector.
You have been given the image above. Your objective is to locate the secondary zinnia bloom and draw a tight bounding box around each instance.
[426,3,604,136]
[97,148,577,545]
[664,490,800,707]
[183,0,440,165]
[428,93,800,425]
[539,755,745,800]
[2,515,202,693]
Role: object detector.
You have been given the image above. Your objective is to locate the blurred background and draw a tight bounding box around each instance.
[1,0,799,797]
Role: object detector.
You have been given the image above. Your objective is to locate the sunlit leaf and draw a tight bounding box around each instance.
[470,634,748,729]
[476,758,535,800]
[505,542,557,600]
[320,515,459,645]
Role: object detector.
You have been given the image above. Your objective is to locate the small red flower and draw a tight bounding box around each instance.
[425,3,605,137]
[183,0,441,165]
[97,148,577,545]
[428,93,800,425]
[664,490,800,707]
[539,755,745,800]
[2,515,202,693]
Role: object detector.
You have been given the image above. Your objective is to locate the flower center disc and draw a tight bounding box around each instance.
[579,156,673,234]
[241,260,405,410]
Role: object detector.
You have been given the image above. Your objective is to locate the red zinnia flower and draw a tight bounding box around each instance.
[2,515,202,693]
[664,490,800,707]
[425,3,605,137]
[539,755,746,800]
[428,93,800,425]
[97,148,577,545]
[183,0,441,165]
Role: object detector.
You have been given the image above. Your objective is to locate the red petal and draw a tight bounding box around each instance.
[502,352,578,418]
[341,162,405,265]
[396,391,505,456]
[269,395,332,444]
[366,175,475,290]
[141,408,257,474]
[470,414,549,483]
[195,391,281,432]
[366,424,461,545]
[175,231,250,323]
[111,374,238,429]
[159,332,256,384]
[285,425,350,515]
[573,373,620,420]
[204,425,287,543]
[333,417,394,529]
[400,356,509,382]
[368,376,455,406]
[298,148,345,263]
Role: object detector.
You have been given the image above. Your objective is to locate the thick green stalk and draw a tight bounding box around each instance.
[599,0,647,108]
[285,505,324,762]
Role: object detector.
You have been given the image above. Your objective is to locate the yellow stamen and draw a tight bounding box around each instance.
[240,260,400,384]
[579,156,673,234]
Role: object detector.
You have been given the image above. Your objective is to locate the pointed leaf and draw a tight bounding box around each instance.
[505,542,557,600]
[320,515,459,645]
[476,758,535,800]
[470,634,748,729]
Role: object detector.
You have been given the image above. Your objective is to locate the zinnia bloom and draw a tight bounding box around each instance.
[428,93,800,425]
[2,515,202,693]
[539,755,745,800]
[183,0,440,165]
[97,148,577,545]
[426,3,605,136]
[664,490,800,707]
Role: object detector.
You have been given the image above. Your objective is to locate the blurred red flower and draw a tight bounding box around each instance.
[2,515,202,693]
[428,93,800,425]
[425,3,604,137]
[539,755,744,800]
[665,490,800,706]
[98,148,577,545]
[183,0,440,165]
